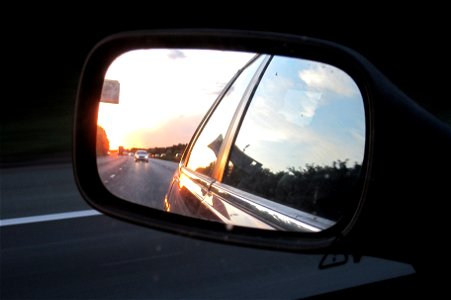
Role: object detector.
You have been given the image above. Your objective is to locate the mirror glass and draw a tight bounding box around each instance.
[97,49,365,232]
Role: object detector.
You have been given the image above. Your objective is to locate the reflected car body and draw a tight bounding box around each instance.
[165,54,364,232]
[134,150,149,162]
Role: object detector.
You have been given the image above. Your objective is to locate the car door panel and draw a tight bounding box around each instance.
[165,167,220,222]
[210,182,332,231]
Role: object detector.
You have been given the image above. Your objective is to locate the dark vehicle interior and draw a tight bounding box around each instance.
[2,10,449,298]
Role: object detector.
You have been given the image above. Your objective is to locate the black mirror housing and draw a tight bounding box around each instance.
[73,29,451,267]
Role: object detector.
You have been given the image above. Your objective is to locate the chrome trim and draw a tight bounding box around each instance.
[210,181,335,232]
[182,54,262,167]
[212,55,272,181]
[180,167,245,224]
[180,167,216,191]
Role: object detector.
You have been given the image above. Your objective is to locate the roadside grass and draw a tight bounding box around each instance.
[1,104,73,164]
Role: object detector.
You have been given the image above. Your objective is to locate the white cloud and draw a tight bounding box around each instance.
[234,92,365,172]
[299,64,357,97]
[99,49,254,149]
[282,90,322,127]
[167,50,186,59]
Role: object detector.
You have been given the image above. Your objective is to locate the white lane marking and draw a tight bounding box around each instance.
[0,210,102,227]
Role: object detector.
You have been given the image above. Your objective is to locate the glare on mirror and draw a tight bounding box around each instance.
[97,49,365,233]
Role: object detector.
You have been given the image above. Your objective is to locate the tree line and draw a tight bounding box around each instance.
[129,144,187,162]
[223,159,362,221]
[96,125,109,156]
[96,125,187,162]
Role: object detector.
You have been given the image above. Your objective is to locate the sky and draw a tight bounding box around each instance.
[230,55,366,171]
[97,49,365,171]
[97,49,254,149]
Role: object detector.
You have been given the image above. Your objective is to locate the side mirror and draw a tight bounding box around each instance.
[74,30,451,265]
[97,49,366,233]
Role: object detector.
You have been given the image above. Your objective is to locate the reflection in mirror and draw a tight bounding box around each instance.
[97,49,365,233]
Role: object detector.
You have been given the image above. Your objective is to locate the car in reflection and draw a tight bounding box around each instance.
[164,54,365,232]
[134,150,149,163]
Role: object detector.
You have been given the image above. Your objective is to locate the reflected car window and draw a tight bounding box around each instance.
[222,56,365,220]
[186,56,264,176]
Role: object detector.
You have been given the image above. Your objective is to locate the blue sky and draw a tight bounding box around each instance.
[232,56,365,171]
[98,50,365,171]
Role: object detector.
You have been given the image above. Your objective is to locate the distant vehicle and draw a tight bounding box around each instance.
[134,150,149,163]
[73,29,451,297]
[118,146,125,156]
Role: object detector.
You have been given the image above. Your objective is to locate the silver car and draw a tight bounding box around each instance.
[134,150,149,163]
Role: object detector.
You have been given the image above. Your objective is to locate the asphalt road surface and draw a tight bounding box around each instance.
[97,156,178,210]
[1,162,415,299]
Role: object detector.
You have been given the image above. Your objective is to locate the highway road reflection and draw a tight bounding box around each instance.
[97,156,178,209]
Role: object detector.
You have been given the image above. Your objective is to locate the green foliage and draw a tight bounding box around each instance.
[223,160,362,221]
[1,105,73,160]
[149,143,187,162]
[128,143,188,162]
